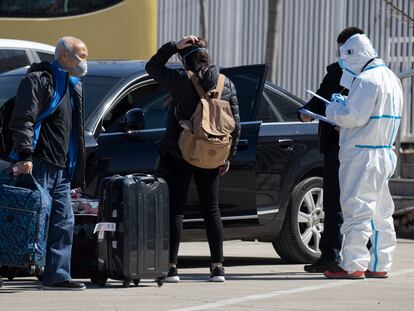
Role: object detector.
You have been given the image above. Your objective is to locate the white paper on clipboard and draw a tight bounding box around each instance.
[299,108,338,126]
[304,89,331,105]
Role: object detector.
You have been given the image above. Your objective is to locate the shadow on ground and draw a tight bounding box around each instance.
[0,280,42,293]
[0,255,311,291]
[178,255,286,268]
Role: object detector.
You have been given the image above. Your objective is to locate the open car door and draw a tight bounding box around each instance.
[184,64,268,227]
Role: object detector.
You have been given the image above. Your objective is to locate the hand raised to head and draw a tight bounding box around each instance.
[176,35,199,50]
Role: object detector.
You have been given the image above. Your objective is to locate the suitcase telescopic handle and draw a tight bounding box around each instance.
[132,173,152,177]
[138,177,157,185]
[130,173,157,185]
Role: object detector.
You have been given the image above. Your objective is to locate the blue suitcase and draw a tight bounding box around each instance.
[0,174,52,271]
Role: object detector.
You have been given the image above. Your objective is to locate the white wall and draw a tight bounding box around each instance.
[157,0,414,142]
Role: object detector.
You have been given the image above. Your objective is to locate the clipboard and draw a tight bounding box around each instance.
[304,89,331,105]
[299,108,338,126]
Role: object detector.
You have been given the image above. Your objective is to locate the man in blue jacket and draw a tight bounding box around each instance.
[9,36,88,290]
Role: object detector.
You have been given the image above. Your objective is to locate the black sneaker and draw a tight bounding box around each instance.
[43,280,86,291]
[210,266,225,282]
[165,266,180,283]
[0,276,3,288]
[304,259,339,273]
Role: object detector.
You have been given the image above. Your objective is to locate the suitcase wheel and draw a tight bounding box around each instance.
[7,267,16,281]
[122,280,131,288]
[98,277,108,287]
[90,270,100,285]
[155,275,166,287]
[35,267,44,281]
[29,265,36,275]
[133,279,140,287]
[92,272,108,287]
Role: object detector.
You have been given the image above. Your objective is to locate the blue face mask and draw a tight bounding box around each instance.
[338,58,357,77]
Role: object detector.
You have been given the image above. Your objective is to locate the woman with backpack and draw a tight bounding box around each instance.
[145,35,241,282]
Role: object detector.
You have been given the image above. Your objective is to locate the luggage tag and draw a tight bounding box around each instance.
[94,222,116,240]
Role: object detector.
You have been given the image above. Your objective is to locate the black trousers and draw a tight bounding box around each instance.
[320,144,343,263]
[162,155,224,264]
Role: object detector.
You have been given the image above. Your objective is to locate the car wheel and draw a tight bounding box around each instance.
[273,177,324,264]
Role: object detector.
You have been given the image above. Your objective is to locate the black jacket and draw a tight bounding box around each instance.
[9,62,86,188]
[145,42,241,161]
[299,62,348,153]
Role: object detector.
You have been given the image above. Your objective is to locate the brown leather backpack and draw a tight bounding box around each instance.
[177,71,236,169]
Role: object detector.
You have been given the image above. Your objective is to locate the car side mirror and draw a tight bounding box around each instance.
[123,108,145,131]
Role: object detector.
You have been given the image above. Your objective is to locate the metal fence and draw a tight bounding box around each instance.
[157,0,414,142]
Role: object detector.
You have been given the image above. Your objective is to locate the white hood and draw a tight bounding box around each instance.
[339,34,377,75]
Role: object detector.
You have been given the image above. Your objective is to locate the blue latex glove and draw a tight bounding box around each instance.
[331,93,348,106]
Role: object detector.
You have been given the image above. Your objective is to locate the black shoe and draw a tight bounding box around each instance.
[165,266,180,283]
[0,276,3,288]
[304,259,338,273]
[210,266,225,282]
[43,280,86,291]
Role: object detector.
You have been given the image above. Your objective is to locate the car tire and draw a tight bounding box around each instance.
[273,177,324,264]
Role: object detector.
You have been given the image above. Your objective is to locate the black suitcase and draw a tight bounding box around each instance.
[94,174,169,287]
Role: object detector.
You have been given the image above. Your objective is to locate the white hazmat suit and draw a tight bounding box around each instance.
[326,34,403,273]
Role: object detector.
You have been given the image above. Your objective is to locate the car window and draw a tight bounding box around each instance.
[82,76,121,118]
[0,75,24,106]
[0,0,122,17]
[104,83,170,132]
[37,51,55,63]
[221,65,267,122]
[0,49,30,73]
[257,87,300,123]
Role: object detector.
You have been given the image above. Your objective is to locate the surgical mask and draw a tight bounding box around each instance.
[338,58,357,89]
[338,58,357,76]
[60,39,88,77]
[67,60,87,77]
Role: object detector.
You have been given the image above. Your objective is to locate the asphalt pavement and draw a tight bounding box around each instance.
[1,239,413,311]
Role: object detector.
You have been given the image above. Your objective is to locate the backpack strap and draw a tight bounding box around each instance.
[205,74,225,99]
[215,74,225,99]
[187,71,207,99]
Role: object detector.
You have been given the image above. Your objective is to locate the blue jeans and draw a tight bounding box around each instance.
[32,158,74,285]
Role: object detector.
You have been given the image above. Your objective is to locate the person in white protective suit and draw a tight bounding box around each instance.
[323,34,403,279]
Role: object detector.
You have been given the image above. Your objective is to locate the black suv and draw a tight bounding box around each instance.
[0,62,323,263]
